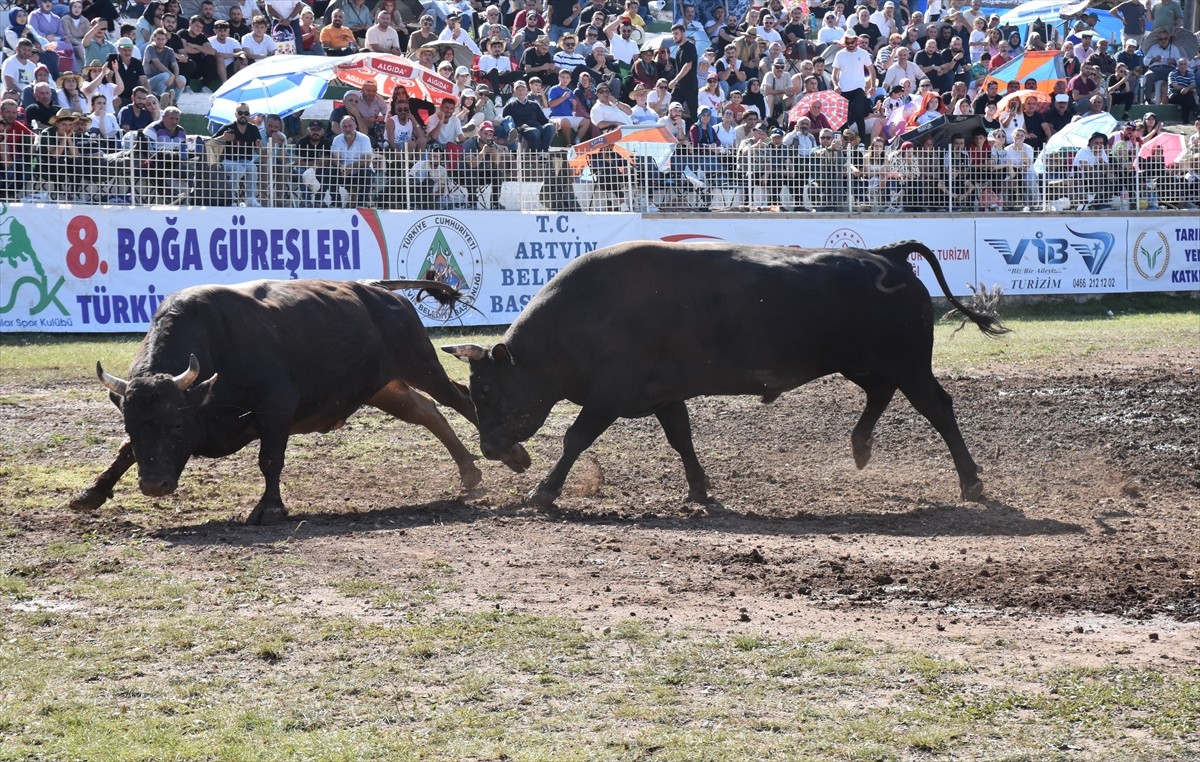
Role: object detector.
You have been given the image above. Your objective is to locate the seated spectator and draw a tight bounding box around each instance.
[208,21,243,84]
[293,118,334,204]
[548,69,592,144]
[86,92,120,140]
[439,11,480,55]
[356,80,389,145]
[1071,130,1113,201]
[41,108,84,197]
[213,102,262,205]
[658,101,688,141]
[1167,58,1197,123]
[409,143,453,207]
[298,8,323,56]
[425,96,465,147]
[385,95,427,152]
[502,80,555,152]
[589,81,631,131]
[240,15,278,64]
[225,6,251,40]
[331,113,372,205]
[647,78,673,117]
[118,86,154,135]
[24,81,59,128]
[139,104,189,201]
[459,120,509,209]
[407,15,437,53]
[56,72,87,113]
[686,105,725,186]
[629,83,658,124]
[329,90,364,132]
[366,9,405,55]
[479,37,519,92]
[320,10,358,56]
[143,28,186,108]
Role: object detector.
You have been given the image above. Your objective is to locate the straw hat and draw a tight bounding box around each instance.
[82,59,105,76]
[48,108,79,125]
[56,70,81,89]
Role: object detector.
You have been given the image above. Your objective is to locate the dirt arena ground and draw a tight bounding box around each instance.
[5,343,1197,674]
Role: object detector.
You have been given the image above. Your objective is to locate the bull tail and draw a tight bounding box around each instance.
[359,278,461,307]
[874,240,1010,338]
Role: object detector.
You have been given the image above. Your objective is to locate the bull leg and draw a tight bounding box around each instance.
[530,407,618,506]
[847,377,897,469]
[68,439,136,511]
[655,401,712,503]
[407,371,531,474]
[246,426,291,525]
[899,374,984,501]
[368,382,483,489]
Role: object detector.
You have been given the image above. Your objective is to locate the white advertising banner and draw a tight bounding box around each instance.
[1125,217,1200,293]
[376,211,641,326]
[2,206,1195,334]
[0,206,640,333]
[638,216,979,297]
[975,216,1128,295]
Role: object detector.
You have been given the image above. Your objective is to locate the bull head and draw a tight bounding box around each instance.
[96,354,208,397]
[442,344,513,364]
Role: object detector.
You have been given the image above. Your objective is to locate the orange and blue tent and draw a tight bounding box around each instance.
[983,51,1065,94]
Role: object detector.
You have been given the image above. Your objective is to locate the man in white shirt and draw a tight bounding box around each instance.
[2,41,39,94]
[365,10,402,55]
[208,20,243,83]
[882,46,921,90]
[756,13,783,47]
[240,16,277,63]
[608,19,638,67]
[331,114,375,206]
[817,13,845,46]
[438,11,480,55]
[589,81,632,130]
[832,31,875,138]
[870,2,898,38]
[425,96,465,146]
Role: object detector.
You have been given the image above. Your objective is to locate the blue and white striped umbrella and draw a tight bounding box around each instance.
[208,70,330,125]
[997,0,1074,27]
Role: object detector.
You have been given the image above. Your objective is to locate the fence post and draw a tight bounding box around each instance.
[947,148,953,214]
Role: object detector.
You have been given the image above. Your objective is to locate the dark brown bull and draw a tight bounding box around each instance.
[70,278,529,524]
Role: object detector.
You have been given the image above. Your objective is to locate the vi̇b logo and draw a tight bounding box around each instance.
[395,215,483,321]
[984,227,1115,275]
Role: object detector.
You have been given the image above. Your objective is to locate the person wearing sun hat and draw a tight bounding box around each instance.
[55,69,87,113]
[42,107,85,197]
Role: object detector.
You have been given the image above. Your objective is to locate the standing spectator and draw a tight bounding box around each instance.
[330,114,374,206]
[834,31,875,139]
[143,28,185,108]
[1167,58,1197,122]
[265,0,304,51]
[0,99,35,199]
[669,22,699,119]
[1109,0,1147,43]
[213,102,262,205]
[1150,0,1183,31]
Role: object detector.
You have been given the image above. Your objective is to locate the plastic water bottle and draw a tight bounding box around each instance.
[1147,191,1159,210]
[1120,191,1129,210]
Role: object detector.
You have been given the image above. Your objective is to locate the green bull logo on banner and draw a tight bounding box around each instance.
[0,204,68,319]
[396,215,483,322]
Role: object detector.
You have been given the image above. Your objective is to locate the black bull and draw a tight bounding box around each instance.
[70,278,530,524]
[444,240,1008,506]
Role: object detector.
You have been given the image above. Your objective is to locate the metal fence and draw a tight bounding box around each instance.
[10,136,1198,213]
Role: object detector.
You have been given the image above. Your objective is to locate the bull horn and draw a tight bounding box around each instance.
[173,355,201,390]
[441,344,488,362]
[96,361,128,397]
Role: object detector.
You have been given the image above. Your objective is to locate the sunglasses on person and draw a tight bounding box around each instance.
[236,109,249,116]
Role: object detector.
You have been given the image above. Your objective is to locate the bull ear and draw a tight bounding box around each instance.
[96,361,128,397]
[492,343,514,365]
[441,344,488,363]
[189,373,219,404]
[173,354,201,390]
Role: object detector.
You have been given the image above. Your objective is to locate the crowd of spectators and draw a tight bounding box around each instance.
[0,0,1197,209]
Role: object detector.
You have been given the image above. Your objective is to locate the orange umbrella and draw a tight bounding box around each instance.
[566,125,678,172]
[333,53,456,103]
[996,89,1051,113]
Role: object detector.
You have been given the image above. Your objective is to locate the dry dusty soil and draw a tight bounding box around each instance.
[4,346,1198,678]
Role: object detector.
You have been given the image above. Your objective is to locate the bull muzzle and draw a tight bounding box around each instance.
[138,476,178,497]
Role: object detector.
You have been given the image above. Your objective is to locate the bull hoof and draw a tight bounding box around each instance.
[960,480,985,502]
[500,444,532,474]
[459,461,484,490]
[67,488,110,512]
[852,437,874,470]
[245,500,289,525]
[686,488,713,505]
[527,487,559,507]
